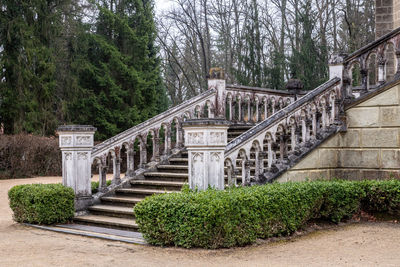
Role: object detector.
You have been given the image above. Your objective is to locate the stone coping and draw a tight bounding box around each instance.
[182,118,230,127]
[345,26,400,62]
[57,125,97,132]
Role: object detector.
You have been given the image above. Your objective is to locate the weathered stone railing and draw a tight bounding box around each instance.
[223,78,341,186]
[333,27,400,99]
[225,84,295,123]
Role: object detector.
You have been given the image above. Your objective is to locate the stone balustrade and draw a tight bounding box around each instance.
[223,78,341,186]
[333,27,400,99]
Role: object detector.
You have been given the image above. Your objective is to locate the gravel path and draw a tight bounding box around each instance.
[1,177,400,267]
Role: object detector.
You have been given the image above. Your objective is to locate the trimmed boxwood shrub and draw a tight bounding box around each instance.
[8,184,74,224]
[135,180,400,248]
[91,180,112,194]
[361,180,400,214]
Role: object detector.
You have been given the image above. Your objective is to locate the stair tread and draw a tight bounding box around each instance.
[117,188,175,194]
[131,179,185,186]
[157,165,188,169]
[89,205,134,214]
[101,196,144,203]
[74,215,137,228]
[144,172,188,177]
[169,158,188,161]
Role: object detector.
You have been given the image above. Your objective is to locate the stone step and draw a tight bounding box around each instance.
[116,188,176,195]
[101,196,144,207]
[74,215,138,231]
[169,158,188,165]
[157,165,188,170]
[144,172,188,178]
[130,179,185,190]
[88,204,135,218]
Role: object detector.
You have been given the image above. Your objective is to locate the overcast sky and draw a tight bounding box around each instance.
[155,0,173,14]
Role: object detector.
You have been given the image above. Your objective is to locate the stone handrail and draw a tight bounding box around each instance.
[336,27,400,98]
[91,88,216,158]
[223,78,341,185]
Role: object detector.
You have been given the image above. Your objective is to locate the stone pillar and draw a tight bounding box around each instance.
[328,53,346,85]
[57,125,96,211]
[208,68,226,119]
[183,119,229,190]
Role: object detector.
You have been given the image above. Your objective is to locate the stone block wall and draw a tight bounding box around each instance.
[277,83,400,182]
[395,0,400,28]
[376,0,394,38]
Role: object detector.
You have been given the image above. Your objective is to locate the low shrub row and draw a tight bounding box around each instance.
[134,180,400,248]
[8,184,75,224]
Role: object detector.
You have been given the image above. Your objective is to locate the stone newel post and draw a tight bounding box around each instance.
[208,68,226,118]
[182,119,229,190]
[57,125,96,211]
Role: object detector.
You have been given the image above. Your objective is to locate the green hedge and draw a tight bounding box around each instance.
[134,180,400,248]
[91,180,112,194]
[8,184,74,224]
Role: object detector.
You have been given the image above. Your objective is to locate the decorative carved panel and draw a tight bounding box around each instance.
[77,152,88,160]
[187,132,204,145]
[65,152,72,160]
[209,132,225,145]
[76,136,91,145]
[61,136,72,145]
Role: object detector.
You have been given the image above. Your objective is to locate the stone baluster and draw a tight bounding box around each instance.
[301,118,307,143]
[126,143,135,177]
[255,98,259,122]
[321,104,327,131]
[378,56,387,84]
[342,66,352,99]
[267,141,273,169]
[139,136,147,168]
[290,123,296,151]
[330,96,336,124]
[208,104,214,118]
[311,111,317,139]
[228,96,233,121]
[237,98,242,122]
[112,147,121,185]
[263,99,268,120]
[396,50,400,75]
[243,160,251,186]
[256,151,267,181]
[271,99,276,114]
[151,129,160,162]
[247,99,251,122]
[164,124,171,156]
[175,123,183,149]
[361,67,369,93]
[99,155,108,193]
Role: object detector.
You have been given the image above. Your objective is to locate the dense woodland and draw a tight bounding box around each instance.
[0,0,375,139]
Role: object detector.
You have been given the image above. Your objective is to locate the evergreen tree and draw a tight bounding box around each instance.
[69,0,167,140]
[0,0,69,135]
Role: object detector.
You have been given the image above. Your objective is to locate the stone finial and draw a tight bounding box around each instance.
[328,53,347,65]
[209,67,225,79]
[286,79,304,91]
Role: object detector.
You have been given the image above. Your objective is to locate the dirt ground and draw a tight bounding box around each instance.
[1,177,400,267]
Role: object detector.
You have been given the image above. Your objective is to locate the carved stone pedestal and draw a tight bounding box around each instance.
[182,119,229,190]
[57,125,96,211]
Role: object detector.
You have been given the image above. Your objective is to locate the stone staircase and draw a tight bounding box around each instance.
[73,125,252,231]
